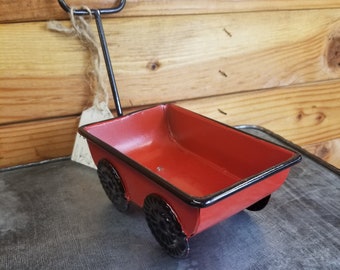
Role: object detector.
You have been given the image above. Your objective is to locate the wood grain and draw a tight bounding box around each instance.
[2,0,340,23]
[2,9,340,124]
[304,138,340,169]
[1,81,339,168]
[0,117,77,168]
[176,81,340,147]
[1,3,340,169]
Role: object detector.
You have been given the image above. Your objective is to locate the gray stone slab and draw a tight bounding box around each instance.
[0,127,339,269]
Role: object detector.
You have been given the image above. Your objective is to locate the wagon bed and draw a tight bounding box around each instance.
[80,104,300,205]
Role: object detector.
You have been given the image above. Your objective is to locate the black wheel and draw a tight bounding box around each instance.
[97,159,129,212]
[143,195,189,258]
[246,195,271,211]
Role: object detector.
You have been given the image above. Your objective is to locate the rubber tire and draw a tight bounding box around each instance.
[143,195,189,258]
[246,195,271,211]
[97,159,129,212]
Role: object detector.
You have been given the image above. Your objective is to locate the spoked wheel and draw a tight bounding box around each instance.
[97,159,129,212]
[246,195,271,211]
[143,195,189,258]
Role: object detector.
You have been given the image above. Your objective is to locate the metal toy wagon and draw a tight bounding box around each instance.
[59,0,302,258]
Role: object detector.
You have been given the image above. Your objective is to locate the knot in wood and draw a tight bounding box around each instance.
[326,36,340,70]
[147,60,161,71]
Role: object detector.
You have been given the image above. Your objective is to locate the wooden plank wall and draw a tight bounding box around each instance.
[1,0,340,169]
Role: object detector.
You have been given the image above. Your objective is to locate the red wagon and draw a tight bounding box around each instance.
[58,0,301,258]
[79,104,301,257]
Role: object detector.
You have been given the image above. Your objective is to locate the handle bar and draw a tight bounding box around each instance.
[57,0,126,116]
[58,0,126,16]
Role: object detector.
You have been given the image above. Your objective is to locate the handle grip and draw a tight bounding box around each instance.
[58,0,126,16]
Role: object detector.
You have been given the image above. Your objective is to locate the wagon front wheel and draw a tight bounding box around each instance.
[97,159,129,212]
[246,195,271,211]
[143,195,189,258]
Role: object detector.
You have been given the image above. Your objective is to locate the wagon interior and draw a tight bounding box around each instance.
[83,104,296,198]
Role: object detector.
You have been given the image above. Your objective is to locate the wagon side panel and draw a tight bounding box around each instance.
[166,104,295,179]
[196,169,290,234]
[87,140,201,237]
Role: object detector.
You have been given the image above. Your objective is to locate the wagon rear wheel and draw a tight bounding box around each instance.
[246,195,271,211]
[97,159,129,212]
[143,195,189,258]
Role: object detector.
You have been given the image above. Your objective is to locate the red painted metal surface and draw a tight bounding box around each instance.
[79,104,301,238]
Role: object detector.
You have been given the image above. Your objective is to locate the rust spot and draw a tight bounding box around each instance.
[147,60,161,71]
